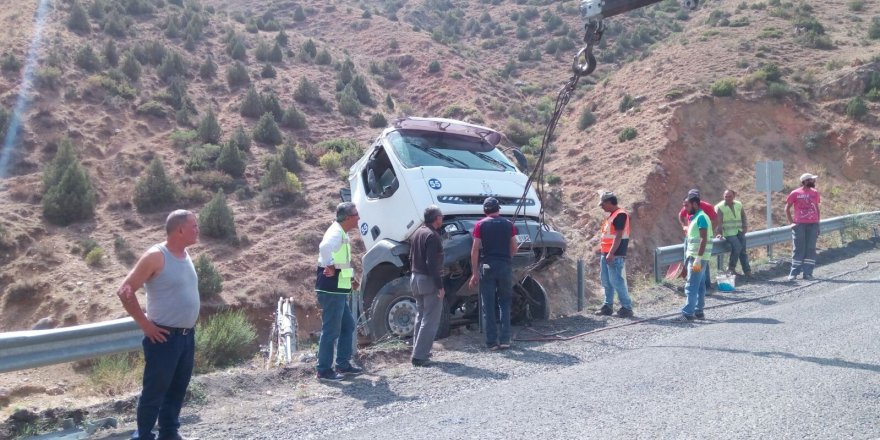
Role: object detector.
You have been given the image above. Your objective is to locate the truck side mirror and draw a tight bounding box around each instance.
[340,188,352,202]
[511,149,529,171]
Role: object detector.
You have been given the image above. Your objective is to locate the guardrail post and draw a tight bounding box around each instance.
[873,226,879,240]
[654,249,660,283]
[716,253,722,274]
[839,228,847,246]
[576,258,584,312]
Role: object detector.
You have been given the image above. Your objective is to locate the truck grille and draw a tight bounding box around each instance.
[437,195,536,206]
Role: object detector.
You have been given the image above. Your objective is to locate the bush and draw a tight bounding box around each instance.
[88,353,143,396]
[866,88,880,102]
[845,96,867,120]
[350,75,374,106]
[35,67,62,90]
[302,39,318,59]
[618,127,638,142]
[67,1,91,34]
[199,191,237,240]
[197,109,221,144]
[194,254,222,299]
[199,56,217,80]
[261,64,276,78]
[618,94,635,113]
[260,156,301,206]
[216,141,246,178]
[276,29,289,46]
[195,310,256,372]
[368,113,387,128]
[316,49,332,65]
[228,39,247,61]
[710,78,736,97]
[1,53,21,73]
[319,151,342,171]
[261,92,283,121]
[42,139,96,225]
[102,10,127,37]
[278,141,301,172]
[767,82,788,99]
[113,236,137,266]
[847,0,864,11]
[869,17,880,40]
[230,125,251,151]
[427,60,441,73]
[171,129,199,149]
[103,40,119,67]
[294,77,322,105]
[336,85,362,117]
[239,86,264,118]
[255,40,272,62]
[281,105,307,129]
[158,51,188,82]
[85,246,104,267]
[122,51,142,82]
[577,109,596,130]
[252,113,283,145]
[293,5,306,21]
[545,174,562,185]
[75,45,101,72]
[134,157,179,213]
[226,62,250,88]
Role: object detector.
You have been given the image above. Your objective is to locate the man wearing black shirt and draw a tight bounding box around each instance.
[409,205,445,366]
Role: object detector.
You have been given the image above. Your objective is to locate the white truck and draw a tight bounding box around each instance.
[342,117,566,341]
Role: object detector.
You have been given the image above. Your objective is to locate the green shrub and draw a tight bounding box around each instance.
[122,51,142,82]
[869,17,880,40]
[385,94,394,109]
[226,62,250,88]
[195,309,256,372]
[252,113,283,145]
[618,94,635,113]
[315,49,332,65]
[281,105,307,129]
[618,127,638,142]
[76,237,100,255]
[427,60,441,73]
[278,141,301,172]
[239,86,264,118]
[866,88,880,102]
[230,125,251,151]
[845,96,867,120]
[317,138,362,166]
[261,64,276,78]
[194,254,222,299]
[35,67,62,90]
[350,75,374,106]
[767,82,788,99]
[294,77,322,104]
[261,92,283,121]
[255,40,272,62]
[75,45,101,72]
[302,39,317,59]
[319,151,342,171]
[336,85,362,117]
[102,10,127,37]
[42,139,96,225]
[260,156,301,206]
[199,56,217,80]
[85,246,104,267]
[866,72,880,94]
[185,143,221,173]
[848,0,865,11]
[577,109,596,130]
[368,113,387,128]
[199,191,237,240]
[197,109,221,144]
[506,118,537,146]
[1,53,22,73]
[171,129,199,149]
[88,353,143,396]
[293,5,306,21]
[216,141,246,178]
[545,174,562,185]
[276,29,289,46]
[158,51,188,82]
[134,157,179,213]
[67,1,92,34]
[103,40,119,67]
[113,236,137,266]
[228,39,247,61]
[710,78,736,97]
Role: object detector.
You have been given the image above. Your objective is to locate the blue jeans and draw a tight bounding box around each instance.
[724,231,751,273]
[480,260,513,346]
[134,329,195,440]
[600,255,632,309]
[316,292,355,374]
[682,257,707,317]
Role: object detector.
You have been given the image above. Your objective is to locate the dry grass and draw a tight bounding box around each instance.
[87,352,144,396]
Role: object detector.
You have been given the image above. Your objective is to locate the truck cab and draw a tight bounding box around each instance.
[346,117,566,341]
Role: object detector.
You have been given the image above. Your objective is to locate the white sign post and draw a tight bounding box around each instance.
[756,160,784,257]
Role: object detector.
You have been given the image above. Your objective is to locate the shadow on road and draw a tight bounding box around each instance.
[428,361,510,380]
[324,376,417,409]
[658,345,880,373]
[500,346,581,366]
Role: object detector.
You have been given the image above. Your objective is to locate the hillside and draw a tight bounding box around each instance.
[0,0,879,341]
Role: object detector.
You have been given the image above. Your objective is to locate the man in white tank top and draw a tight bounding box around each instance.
[116,210,200,440]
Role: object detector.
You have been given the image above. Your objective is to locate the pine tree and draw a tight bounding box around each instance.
[260,156,300,206]
[252,113,283,145]
[385,93,395,110]
[229,39,247,61]
[226,61,250,88]
[198,108,222,144]
[268,42,283,63]
[278,140,301,172]
[275,29,289,46]
[255,40,272,62]
[133,157,179,213]
[43,138,78,190]
[103,40,118,67]
[338,59,354,88]
[239,86,264,118]
[293,5,306,22]
[199,56,217,80]
[351,74,374,106]
[75,45,101,72]
[122,51,142,81]
[230,125,251,151]
[336,84,361,117]
[261,92,283,121]
[198,191,237,240]
[261,63,277,78]
[102,10,127,38]
[194,254,222,299]
[67,0,91,34]
[216,141,246,177]
[158,51,187,82]
[42,140,96,225]
[281,105,307,130]
[315,49,332,65]
[302,39,317,58]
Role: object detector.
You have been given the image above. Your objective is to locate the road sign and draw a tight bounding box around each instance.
[756,160,783,192]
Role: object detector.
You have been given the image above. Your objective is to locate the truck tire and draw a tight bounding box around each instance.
[367,277,452,342]
[512,275,549,323]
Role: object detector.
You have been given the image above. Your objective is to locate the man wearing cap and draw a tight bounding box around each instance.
[715,189,751,277]
[678,189,717,289]
[468,197,518,350]
[786,173,821,281]
[594,191,634,318]
[673,192,713,322]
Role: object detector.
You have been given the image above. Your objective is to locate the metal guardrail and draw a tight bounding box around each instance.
[0,318,141,374]
[654,211,880,282]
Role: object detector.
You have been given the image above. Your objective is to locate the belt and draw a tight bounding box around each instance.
[154,323,194,335]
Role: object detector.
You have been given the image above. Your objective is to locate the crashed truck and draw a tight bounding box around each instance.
[341,117,566,342]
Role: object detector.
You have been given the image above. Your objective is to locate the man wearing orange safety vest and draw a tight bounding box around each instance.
[595,191,634,318]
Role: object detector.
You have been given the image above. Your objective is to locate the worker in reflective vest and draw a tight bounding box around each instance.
[714,189,751,276]
[673,192,713,322]
[594,191,634,318]
[314,202,364,381]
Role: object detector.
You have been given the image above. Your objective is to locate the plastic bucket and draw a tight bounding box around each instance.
[717,274,736,292]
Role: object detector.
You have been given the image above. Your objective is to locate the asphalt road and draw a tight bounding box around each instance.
[346,263,880,440]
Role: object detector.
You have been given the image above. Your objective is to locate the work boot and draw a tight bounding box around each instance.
[616,307,634,318]
[336,364,364,376]
[411,358,431,367]
[594,304,613,316]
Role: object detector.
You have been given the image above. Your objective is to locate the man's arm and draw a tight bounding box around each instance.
[426,234,445,298]
[116,249,169,343]
[714,209,724,237]
[697,227,708,257]
[740,208,748,234]
[509,236,518,258]
[319,229,343,276]
[785,202,794,224]
[468,237,481,288]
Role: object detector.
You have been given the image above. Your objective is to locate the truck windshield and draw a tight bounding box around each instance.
[387,130,516,171]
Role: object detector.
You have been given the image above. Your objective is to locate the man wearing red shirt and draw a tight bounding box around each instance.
[785,173,821,281]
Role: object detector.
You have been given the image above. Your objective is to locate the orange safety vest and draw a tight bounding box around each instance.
[600,208,631,254]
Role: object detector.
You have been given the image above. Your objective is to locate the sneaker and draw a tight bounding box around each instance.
[671,314,694,323]
[594,304,613,316]
[316,370,345,382]
[616,307,634,318]
[487,344,500,351]
[694,311,705,320]
[787,275,797,282]
[803,274,814,280]
[336,364,364,376]
[498,343,511,350]
[411,358,431,367]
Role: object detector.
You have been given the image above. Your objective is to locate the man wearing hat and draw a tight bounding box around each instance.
[469,197,518,350]
[595,191,634,318]
[673,191,713,322]
[785,173,821,281]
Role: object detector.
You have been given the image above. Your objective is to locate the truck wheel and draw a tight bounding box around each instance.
[368,277,417,340]
[512,275,549,323]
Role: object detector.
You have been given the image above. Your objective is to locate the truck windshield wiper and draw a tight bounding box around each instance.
[408,142,471,169]
[471,151,514,171]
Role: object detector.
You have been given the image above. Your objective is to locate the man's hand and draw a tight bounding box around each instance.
[715,234,723,239]
[438,288,445,299]
[605,253,614,261]
[142,321,170,344]
[692,259,702,273]
[352,278,360,291]
[323,265,336,277]
[468,274,479,289]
